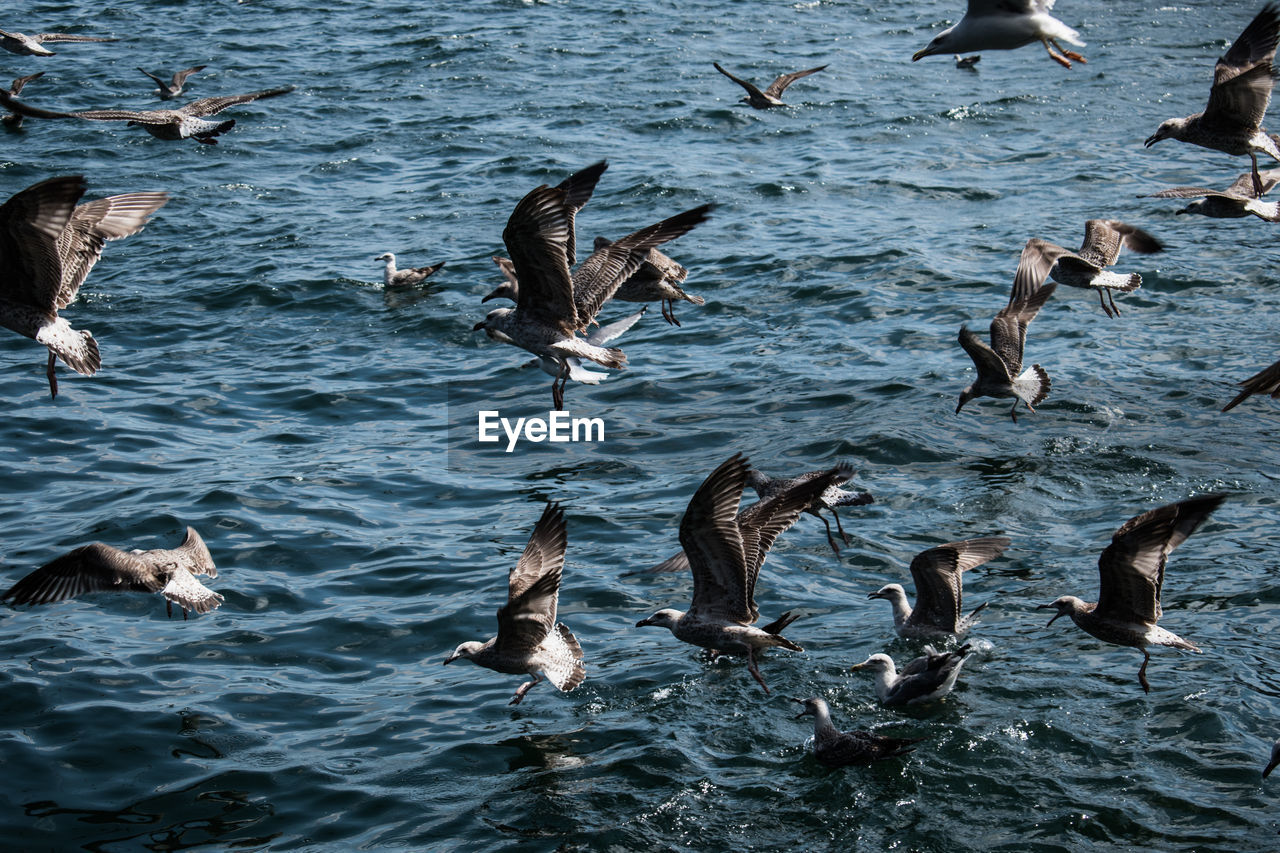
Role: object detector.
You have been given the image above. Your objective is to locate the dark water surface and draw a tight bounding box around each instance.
[2,0,1279,849]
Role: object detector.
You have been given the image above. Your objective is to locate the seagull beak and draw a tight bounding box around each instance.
[635,616,653,628]
[472,320,486,331]
[480,288,502,303]
[911,48,929,62]
[849,661,868,672]
[866,591,885,601]
[1143,133,1160,148]
[442,653,457,665]
[1037,603,1064,626]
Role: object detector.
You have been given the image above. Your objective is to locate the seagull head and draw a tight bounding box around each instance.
[481,281,518,304]
[375,252,394,264]
[791,697,827,720]
[956,384,978,414]
[1145,119,1183,148]
[849,653,896,675]
[867,583,906,603]
[443,641,484,666]
[1037,596,1082,626]
[473,308,515,342]
[912,25,956,62]
[635,608,682,631]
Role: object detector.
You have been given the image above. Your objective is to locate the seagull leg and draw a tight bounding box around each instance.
[1252,153,1265,198]
[1042,39,1073,68]
[830,508,852,547]
[1049,38,1086,65]
[166,599,174,620]
[1098,289,1116,319]
[818,513,842,555]
[510,673,542,705]
[1137,650,1152,694]
[551,362,568,411]
[746,648,771,694]
[1107,290,1122,318]
[45,351,58,398]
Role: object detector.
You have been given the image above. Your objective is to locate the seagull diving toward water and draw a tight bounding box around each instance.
[712,61,828,108]
[2,527,222,619]
[0,29,116,56]
[956,242,1058,421]
[375,252,445,288]
[1142,169,1280,222]
[850,644,973,706]
[1222,357,1280,411]
[745,465,874,556]
[1145,3,1280,198]
[443,502,586,706]
[1019,220,1164,318]
[636,453,849,694]
[0,175,168,397]
[868,536,1010,638]
[792,698,923,767]
[2,71,43,129]
[911,1,1085,69]
[1039,494,1226,693]
[474,163,711,410]
[138,65,207,100]
[0,84,296,144]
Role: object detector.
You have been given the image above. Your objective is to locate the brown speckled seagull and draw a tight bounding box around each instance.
[792,698,922,767]
[0,175,168,397]
[443,502,585,705]
[849,644,973,706]
[0,29,116,56]
[713,61,828,108]
[374,252,444,288]
[1039,494,1226,693]
[138,65,207,101]
[1020,220,1164,318]
[868,536,1010,638]
[1143,169,1280,222]
[2,527,222,619]
[0,84,295,144]
[745,465,874,555]
[1145,3,1280,197]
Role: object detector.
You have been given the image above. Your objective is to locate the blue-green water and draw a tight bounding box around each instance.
[2,0,1279,849]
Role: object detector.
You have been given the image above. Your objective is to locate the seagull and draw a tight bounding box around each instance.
[955,54,981,69]
[911,1,1085,68]
[868,536,1011,638]
[0,29,117,56]
[0,175,168,397]
[138,65,207,101]
[1019,220,1164,318]
[1265,739,1280,778]
[474,164,711,410]
[443,502,586,706]
[1142,169,1280,222]
[1145,3,1280,198]
[0,85,296,144]
[2,527,222,619]
[2,71,43,129]
[792,698,922,767]
[523,307,647,385]
[635,453,849,694]
[745,465,874,555]
[1222,357,1280,411]
[374,252,445,288]
[850,644,973,706]
[591,236,704,326]
[956,244,1058,421]
[1039,494,1226,693]
[713,61,828,109]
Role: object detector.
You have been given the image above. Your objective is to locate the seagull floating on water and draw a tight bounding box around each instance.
[869,536,1010,638]
[636,453,849,694]
[912,1,1085,69]
[138,65,207,100]
[850,644,973,706]
[745,465,873,555]
[0,29,116,56]
[712,61,828,109]
[375,252,445,288]
[0,84,295,144]
[1039,494,1226,693]
[2,71,43,129]
[956,243,1058,421]
[1222,357,1280,411]
[2,527,222,619]
[1145,3,1280,198]
[1020,220,1164,318]
[1143,169,1280,222]
[443,502,586,705]
[0,175,168,397]
[792,698,922,767]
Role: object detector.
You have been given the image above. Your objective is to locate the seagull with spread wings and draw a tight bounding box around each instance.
[745,465,874,556]
[0,29,116,56]
[0,175,168,397]
[1039,494,1226,693]
[138,65,207,101]
[1145,4,1280,197]
[1018,220,1164,318]
[911,1,1085,68]
[868,536,1010,638]
[1142,168,1280,222]
[443,502,586,706]
[713,61,827,109]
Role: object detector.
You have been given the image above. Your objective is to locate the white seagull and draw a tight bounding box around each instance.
[912,1,1085,69]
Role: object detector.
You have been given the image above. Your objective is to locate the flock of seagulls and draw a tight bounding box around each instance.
[1,3,1277,779]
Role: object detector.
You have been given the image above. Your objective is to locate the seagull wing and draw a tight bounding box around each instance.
[502,183,579,332]
[1223,356,1280,410]
[763,64,828,99]
[958,325,1011,382]
[1205,4,1280,130]
[713,62,766,100]
[1095,494,1225,625]
[179,86,295,118]
[907,536,1010,632]
[585,307,647,346]
[555,160,607,267]
[170,65,207,88]
[35,33,118,44]
[2,543,159,605]
[993,249,1058,375]
[681,453,752,623]
[54,190,168,308]
[138,67,167,88]
[496,502,567,655]
[9,70,44,95]
[146,527,218,579]
[0,175,85,310]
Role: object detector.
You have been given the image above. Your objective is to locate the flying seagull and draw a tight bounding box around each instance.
[374,252,444,288]
[0,85,296,144]
[911,1,1086,68]
[956,243,1058,420]
[713,61,828,108]
[0,175,168,397]
[1142,169,1280,222]
[138,65,207,101]
[1019,220,1164,318]
[2,71,43,129]
[792,698,922,767]
[745,465,874,555]
[0,29,116,56]
[868,536,1010,638]
[1039,494,1226,693]
[636,453,849,694]
[849,644,973,706]
[1145,3,1280,197]
[2,527,222,618]
[1222,357,1280,411]
[443,502,586,705]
